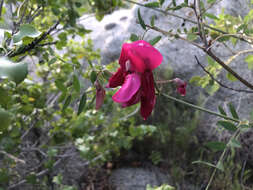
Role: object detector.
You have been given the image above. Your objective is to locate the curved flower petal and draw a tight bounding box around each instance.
[107,67,125,88]
[119,43,131,70]
[121,90,141,108]
[112,73,141,103]
[140,71,156,120]
[128,40,163,73]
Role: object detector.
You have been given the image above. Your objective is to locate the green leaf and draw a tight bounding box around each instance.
[229,139,241,148]
[172,0,176,6]
[150,15,155,26]
[205,141,226,151]
[77,93,86,115]
[144,2,160,8]
[218,105,227,116]
[62,95,72,111]
[0,108,12,132]
[207,0,216,3]
[159,0,165,5]
[0,57,28,84]
[137,8,146,30]
[204,13,219,20]
[226,72,238,81]
[187,33,197,41]
[73,75,80,93]
[13,24,41,43]
[228,102,239,119]
[192,160,224,171]
[48,57,57,65]
[55,80,66,92]
[130,33,139,42]
[90,70,97,84]
[184,0,188,4]
[148,36,162,46]
[217,120,237,132]
[26,174,37,184]
[245,55,253,70]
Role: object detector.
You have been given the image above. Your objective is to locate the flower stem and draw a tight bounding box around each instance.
[160,93,240,123]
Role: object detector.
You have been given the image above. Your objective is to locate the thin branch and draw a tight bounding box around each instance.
[194,56,253,93]
[145,24,205,50]
[207,34,253,51]
[196,0,208,47]
[8,20,60,57]
[38,41,57,46]
[123,0,252,44]
[225,49,253,65]
[17,0,28,26]
[0,0,4,18]
[123,0,227,35]
[205,49,253,90]
[160,93,240,123]
[0,150,26,164]
[8,158,63,190]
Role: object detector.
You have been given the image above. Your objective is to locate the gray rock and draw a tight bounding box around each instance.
[109,167,172,190]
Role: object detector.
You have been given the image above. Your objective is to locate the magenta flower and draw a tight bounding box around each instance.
[172,78,187,96]
[107,40,163,120]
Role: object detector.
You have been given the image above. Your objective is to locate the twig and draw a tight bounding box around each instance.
[8,158,63,189]
[205,126,242,190]
[205,49,253,90]
[0,150,26,164]
[38,41,57,46]
[145,24,205,50]
[225,49,253,65]
[194,56,253,93]
[17,0,28,26]
[0,0,4,18]
[124,0,227,35]
[195,0,208,47]
[207,34,253,51]
[8,20,60,57]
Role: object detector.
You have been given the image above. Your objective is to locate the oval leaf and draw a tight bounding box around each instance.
[217,120,237,132]
[13,24,41,43]
[148,36,162,46]
[77,93,87,115]
[73,75,80,93]
[218,105,227,116]
[0,108,12,131]
[137,8,146,30]
[62,95,72,111]
[90,70,97,84]
[144,2,160,8]
[205,141,226,151]
[228,102,239,119]
[0,57,28,84]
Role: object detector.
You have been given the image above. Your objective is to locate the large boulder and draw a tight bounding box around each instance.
[108,167,172,190]
[79,0,253,164]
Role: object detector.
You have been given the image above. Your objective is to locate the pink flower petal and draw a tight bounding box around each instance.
[121,90,141,108]
[140,71,156,120]
[128,40,163,73]
[119,43,131,70]
[112,73,141,103]
[107,67,125,88]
